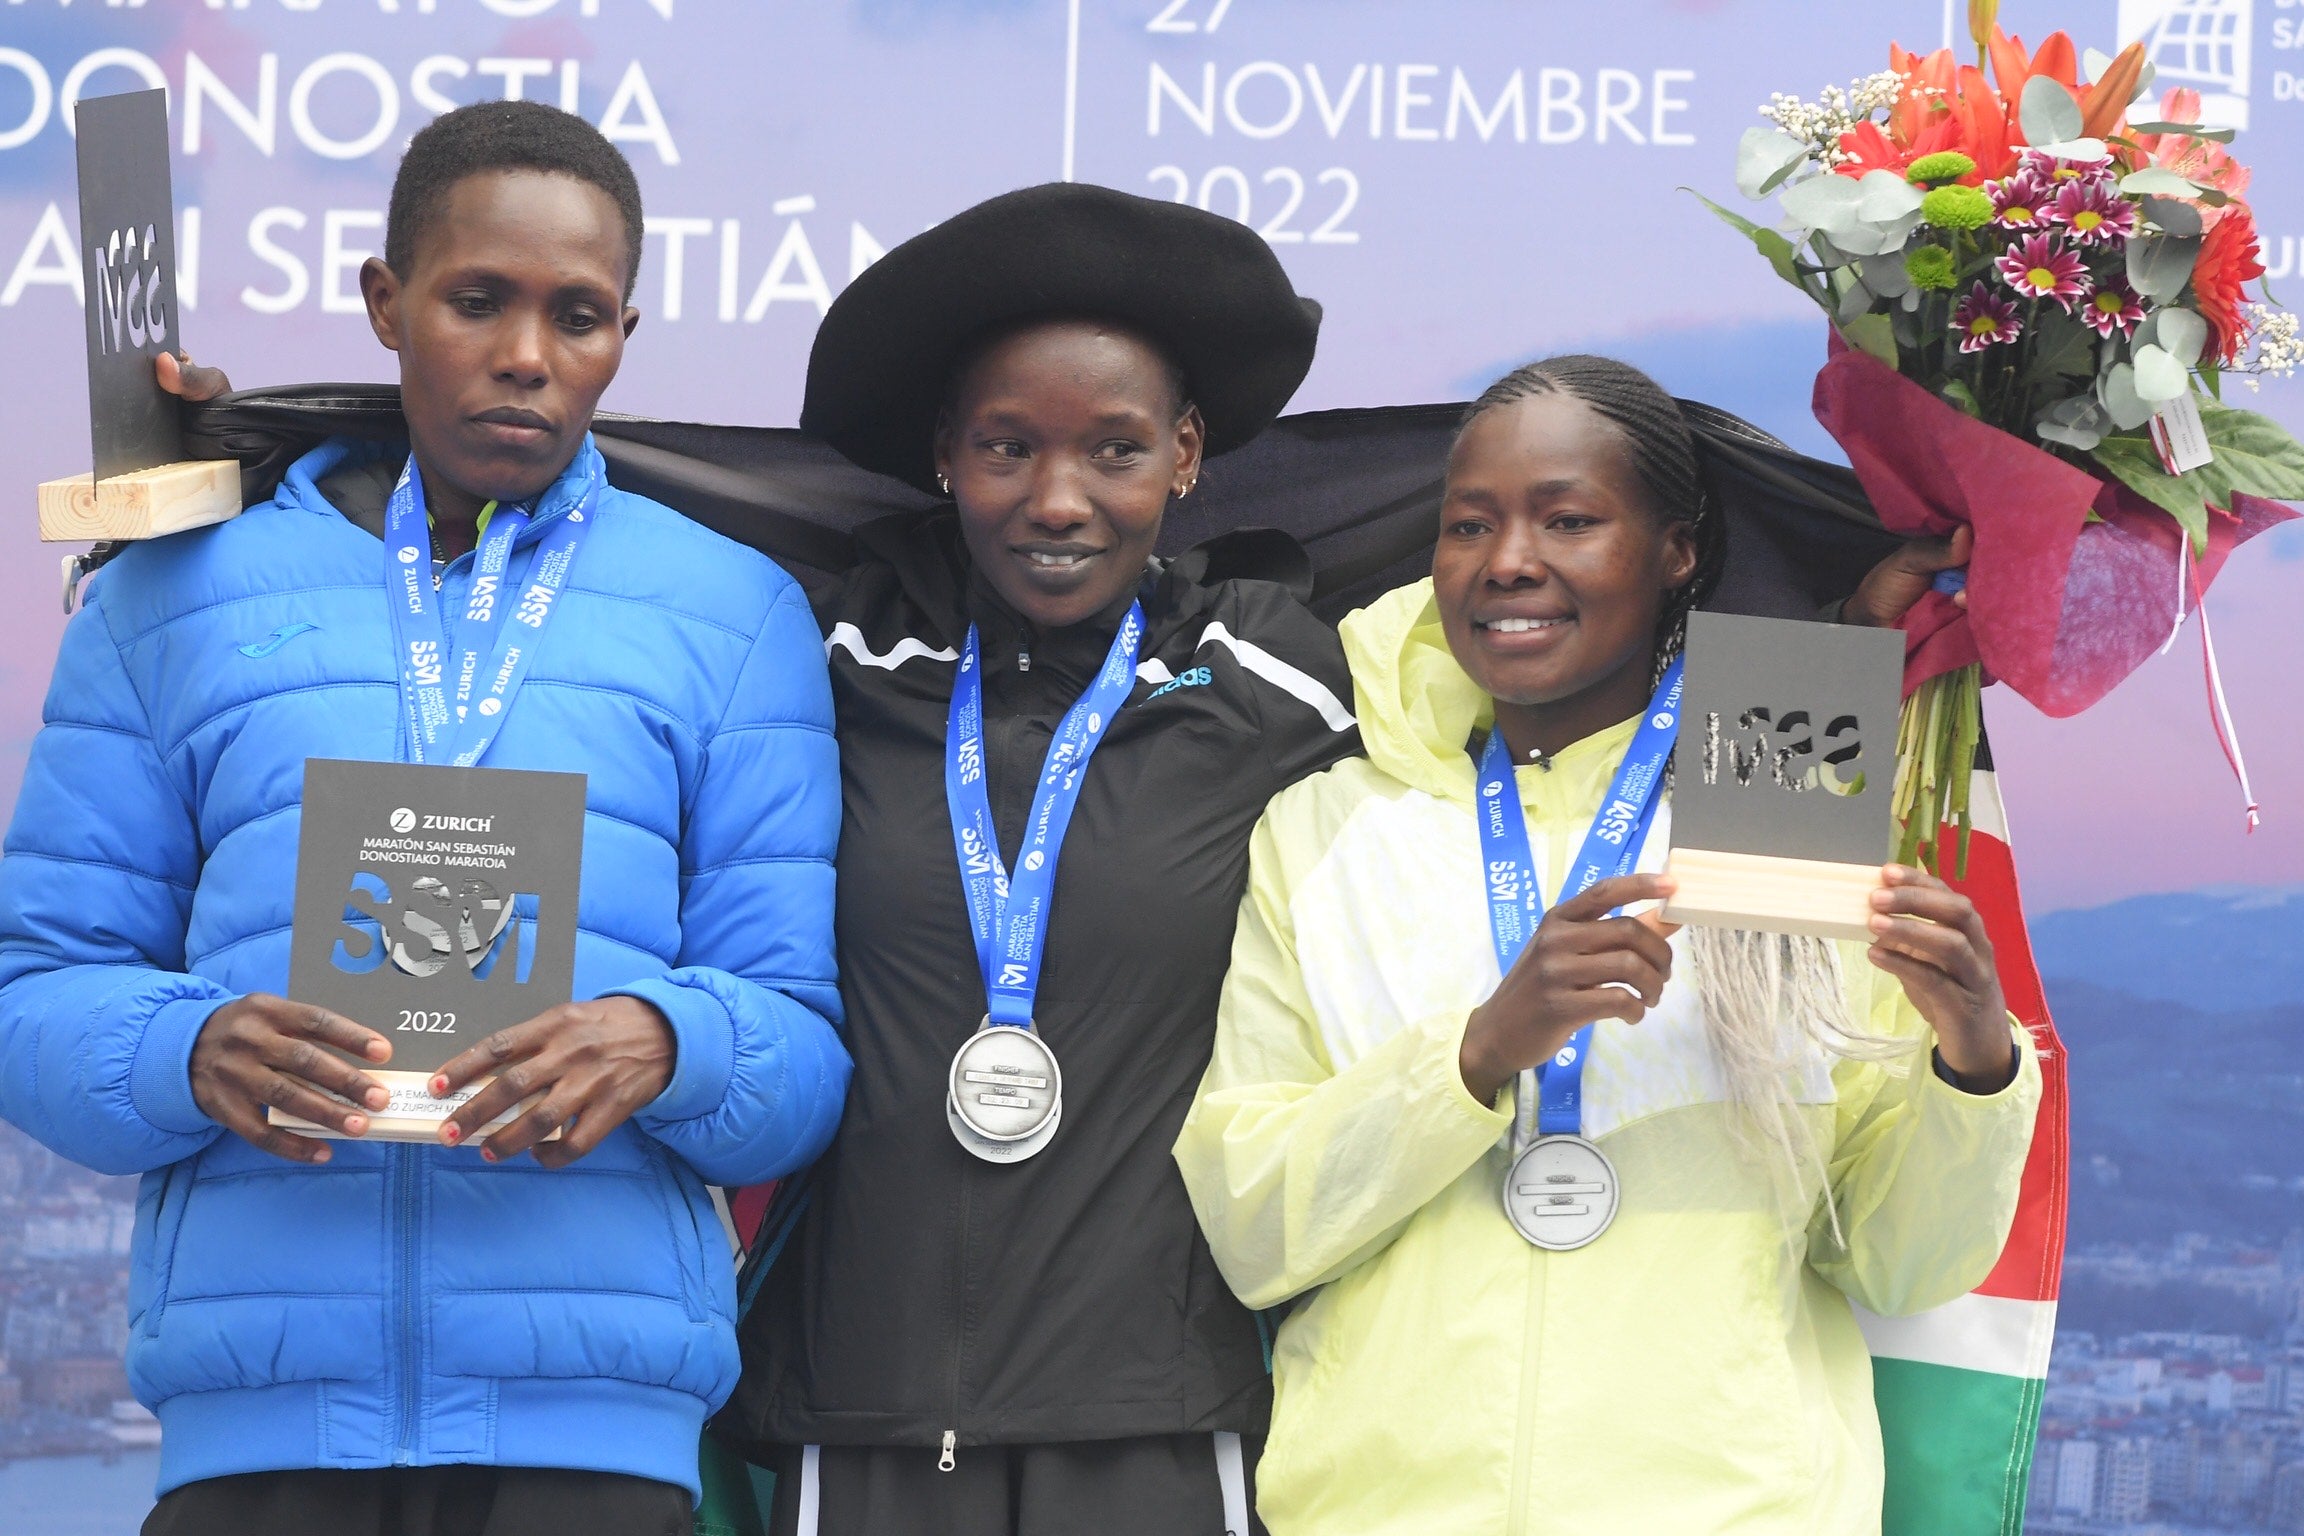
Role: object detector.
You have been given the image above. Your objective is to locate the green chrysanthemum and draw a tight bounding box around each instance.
[1920,184,1994,231]
[1905,245,1960,291]
[1905,151,1979,187]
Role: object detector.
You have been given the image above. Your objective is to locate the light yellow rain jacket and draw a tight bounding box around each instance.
[1174,580,2040,1535]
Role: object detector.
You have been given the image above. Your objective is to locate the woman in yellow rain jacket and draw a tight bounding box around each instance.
[1174,355,2041,1535]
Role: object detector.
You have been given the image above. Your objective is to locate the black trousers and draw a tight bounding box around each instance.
[141,1465,691,1536]
[766,1434,1263,1536]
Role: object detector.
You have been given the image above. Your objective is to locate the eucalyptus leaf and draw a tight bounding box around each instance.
[1839,312,1898,368]
[2120,166,2204,199]
[2148,307,2209,369]
[1835,214,1926,258]
[2132,343,2190,401]
[2083,47,2115,83]
[1809,231,1855,270]
[2128,120,2236,143]
[2098,363,2154,430]
[1780,172,1865,231]
[1860,252,1914,300]
[2141,196,2203,239]
[2029,137,2108,163]
[2135,58,2156,102]
[2020,75,2084,147]
[1854,169,1926,222]
[2127,233,2202,301]
[1736,126,1813,199]
[2035,399,2108,451]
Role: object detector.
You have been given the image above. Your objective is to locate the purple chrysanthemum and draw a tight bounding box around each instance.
[1952,281,2025,352]
[2052,178,2138,247]
[2079,278,2147,338]
[2021,147,2114,185]
[1995,232,2093,314]
[1990,173,2057,231]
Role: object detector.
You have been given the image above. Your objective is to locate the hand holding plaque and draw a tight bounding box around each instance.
[430,995,674,1166]
[192,996,395,1164]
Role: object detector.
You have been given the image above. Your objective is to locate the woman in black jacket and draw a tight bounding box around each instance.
[720,183,1353,1536]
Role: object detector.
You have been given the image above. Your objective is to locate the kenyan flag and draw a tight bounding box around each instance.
[1861,750,2069,1536]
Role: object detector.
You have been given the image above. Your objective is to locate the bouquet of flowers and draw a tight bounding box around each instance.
[1703,2,2304,872]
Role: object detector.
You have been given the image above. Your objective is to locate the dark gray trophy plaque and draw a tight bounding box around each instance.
[274,759,586,1141]
[1660,612,1904,941]
[41,88,242,548]
[74,88,181,480]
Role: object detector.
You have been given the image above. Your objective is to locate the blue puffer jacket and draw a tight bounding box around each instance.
[0,437,850,1501]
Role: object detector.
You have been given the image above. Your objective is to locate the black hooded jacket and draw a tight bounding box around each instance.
[722,511,1358,1453]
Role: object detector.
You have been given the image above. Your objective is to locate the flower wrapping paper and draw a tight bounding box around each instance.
[1813,346,2296,716]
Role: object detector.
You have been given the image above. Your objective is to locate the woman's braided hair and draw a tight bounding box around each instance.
[1457,354,1726,678]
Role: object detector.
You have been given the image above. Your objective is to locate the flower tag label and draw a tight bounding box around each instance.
[2150,394,2213,476]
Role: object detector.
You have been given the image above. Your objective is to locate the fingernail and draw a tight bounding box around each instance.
[368,1041,390,1060]
[1869,914,1892,933]
[366,1089,390,1111]
[1871,889,1894,909]
[344,1116,366,1136]
[481,1147,498,1163]
[441,1123,461,1146]
[430,1076,450,1097]
[312,1147,331,1164]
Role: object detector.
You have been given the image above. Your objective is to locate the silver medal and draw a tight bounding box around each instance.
[947,1022,1062,1162]
[1502,1134,1619,1250]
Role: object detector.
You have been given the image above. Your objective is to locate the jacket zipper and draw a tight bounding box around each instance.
[393,545,469,1462]
[939,1429,957,1471]
[392,1144,421,1463]
[1505,1247,1546,1535]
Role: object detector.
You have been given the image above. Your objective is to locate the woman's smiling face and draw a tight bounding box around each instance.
[936,319,1203,629]
[1431,392,1696,720]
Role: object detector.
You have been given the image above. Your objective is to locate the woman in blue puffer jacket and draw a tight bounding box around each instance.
[0,103,850,1536]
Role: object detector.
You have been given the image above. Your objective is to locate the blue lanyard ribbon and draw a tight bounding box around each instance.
[1476,658,1685,1138]
[945,604,1145,1028]
[382,449,596,767]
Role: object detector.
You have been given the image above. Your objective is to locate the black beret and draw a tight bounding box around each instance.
[801,182,1322,492]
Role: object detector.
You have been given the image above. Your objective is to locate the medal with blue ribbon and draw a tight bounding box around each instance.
[381,447,597,768]
[1475,658,1682,1249]
[942,603,1145,1163]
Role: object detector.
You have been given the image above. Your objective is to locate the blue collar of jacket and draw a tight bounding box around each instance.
[280,433,606,546]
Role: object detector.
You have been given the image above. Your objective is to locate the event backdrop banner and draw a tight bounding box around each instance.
[0,4,2298,1530]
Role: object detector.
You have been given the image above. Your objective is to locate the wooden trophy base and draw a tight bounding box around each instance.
[267,1069,548,1145]
[1659,847,1886,944]
[39,459,242,543]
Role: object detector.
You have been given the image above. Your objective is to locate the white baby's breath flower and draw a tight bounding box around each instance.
[2236,304,2301,387]
[1756,69,1909,163]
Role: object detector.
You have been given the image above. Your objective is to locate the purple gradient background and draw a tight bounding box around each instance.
[0,0,2296,913]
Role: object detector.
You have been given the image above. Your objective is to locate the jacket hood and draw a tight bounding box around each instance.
[1340,576,1641,805]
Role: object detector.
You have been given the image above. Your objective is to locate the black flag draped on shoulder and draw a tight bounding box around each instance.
[176,384,1898,625]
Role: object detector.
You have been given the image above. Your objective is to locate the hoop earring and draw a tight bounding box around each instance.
[937,473,951,496]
